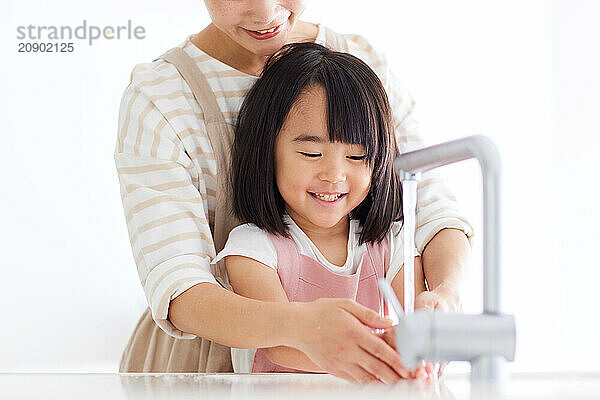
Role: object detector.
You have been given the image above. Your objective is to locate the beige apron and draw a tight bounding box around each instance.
[119,29,348,373]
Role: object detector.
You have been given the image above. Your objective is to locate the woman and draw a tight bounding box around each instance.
[114,0,473,384]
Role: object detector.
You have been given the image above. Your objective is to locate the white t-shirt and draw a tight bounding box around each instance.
[210,214,420,373]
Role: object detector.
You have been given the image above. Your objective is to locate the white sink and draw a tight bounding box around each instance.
[1,372,599,399]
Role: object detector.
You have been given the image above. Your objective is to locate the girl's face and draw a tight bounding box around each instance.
[274,85,373,234]
[203,0,308,57]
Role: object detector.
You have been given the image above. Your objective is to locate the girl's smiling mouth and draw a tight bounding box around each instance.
[308,192,347,204]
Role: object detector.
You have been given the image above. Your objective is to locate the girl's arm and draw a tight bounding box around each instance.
[224,254,324,372]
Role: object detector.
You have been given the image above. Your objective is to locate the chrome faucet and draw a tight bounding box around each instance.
[383,135,516,393]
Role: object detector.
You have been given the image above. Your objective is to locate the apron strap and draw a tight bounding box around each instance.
[155,47,225,124]
[323,26,349,52]
[155,43,240,255]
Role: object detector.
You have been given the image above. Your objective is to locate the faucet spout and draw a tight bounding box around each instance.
[386,135,514,389]
[394,135,502,314]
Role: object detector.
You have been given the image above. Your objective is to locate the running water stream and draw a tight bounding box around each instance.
[401,179,419,314]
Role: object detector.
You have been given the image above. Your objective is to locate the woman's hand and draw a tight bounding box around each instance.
[288,298,411,384]
[415,285,462,312]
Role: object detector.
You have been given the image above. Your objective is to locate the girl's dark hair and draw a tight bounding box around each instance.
[231,42,403,245]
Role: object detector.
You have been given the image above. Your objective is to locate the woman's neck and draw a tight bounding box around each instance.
[191,21,318,77]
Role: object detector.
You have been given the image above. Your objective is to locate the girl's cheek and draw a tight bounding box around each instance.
[359,164,373,182]
[362,169,374,194]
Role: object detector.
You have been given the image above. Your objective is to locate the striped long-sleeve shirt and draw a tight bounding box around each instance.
[114,24,474,339]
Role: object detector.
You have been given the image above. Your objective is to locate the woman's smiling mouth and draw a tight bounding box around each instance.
[243,23,284,40]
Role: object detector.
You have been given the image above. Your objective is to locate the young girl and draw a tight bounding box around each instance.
[211,42,427,374]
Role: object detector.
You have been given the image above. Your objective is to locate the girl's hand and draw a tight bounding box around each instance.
[291,298,411,384]
[416,360,447,380]
[375,328,442,381]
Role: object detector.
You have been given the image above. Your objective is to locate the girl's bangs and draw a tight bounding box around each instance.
[317,66,382,165]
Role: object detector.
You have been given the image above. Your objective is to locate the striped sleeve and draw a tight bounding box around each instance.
[346,34,474,253]
[114,63,218,339]
[385,69,474,253]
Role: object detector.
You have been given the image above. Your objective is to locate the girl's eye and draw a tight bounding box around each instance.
[347,155,367,161]
[299,152,321,158]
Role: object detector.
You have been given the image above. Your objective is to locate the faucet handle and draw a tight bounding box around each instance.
[377,279,516,372]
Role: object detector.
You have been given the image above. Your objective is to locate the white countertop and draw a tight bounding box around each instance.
[1,372,599,400]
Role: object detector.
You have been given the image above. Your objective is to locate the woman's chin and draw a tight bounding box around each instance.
[238,27,291,56]
[250,39,288,56]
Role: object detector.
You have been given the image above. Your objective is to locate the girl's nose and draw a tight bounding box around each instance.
[317,160,346,184]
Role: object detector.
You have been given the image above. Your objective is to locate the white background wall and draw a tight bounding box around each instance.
[1,0,597,373]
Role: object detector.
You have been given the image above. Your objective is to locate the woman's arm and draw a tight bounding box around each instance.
[388,229,470,312]
[418,228,472,311]
[170,282,409,383]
